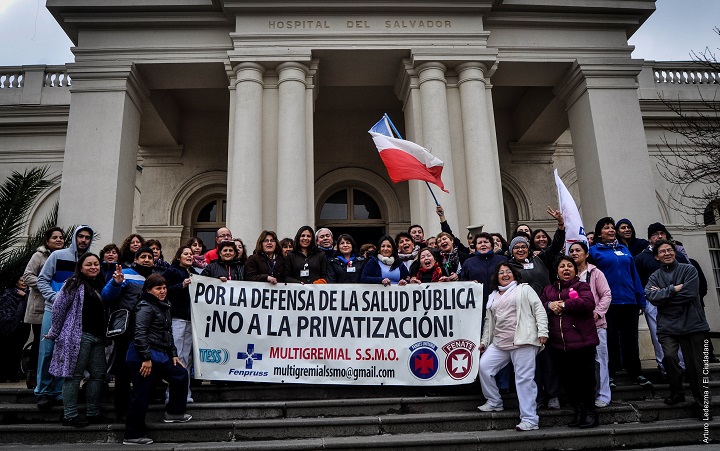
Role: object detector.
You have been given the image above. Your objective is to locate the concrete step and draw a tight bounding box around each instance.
[0,397,716,445]
[0,417,716,450]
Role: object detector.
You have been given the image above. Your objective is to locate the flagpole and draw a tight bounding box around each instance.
[382,113,440,206]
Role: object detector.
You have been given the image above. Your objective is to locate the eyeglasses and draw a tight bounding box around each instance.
[218,233,232,238]
[498,270,514,275]
[263,239,275,243]
[514,245,528,250]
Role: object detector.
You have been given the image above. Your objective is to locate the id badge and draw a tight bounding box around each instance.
[347,266,356,273]
[614,250,624,256]
[523,263,534,270]
[300,269,310,277]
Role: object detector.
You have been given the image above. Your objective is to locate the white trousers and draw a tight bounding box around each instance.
[479,344,539,426]
[595,328,611,404]
[171,318,193,400]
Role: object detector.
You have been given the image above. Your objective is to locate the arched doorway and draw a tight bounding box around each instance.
[317,187,385,246]
[192,195,226,247]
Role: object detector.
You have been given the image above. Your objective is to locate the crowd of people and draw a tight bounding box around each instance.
[0,203,714,443]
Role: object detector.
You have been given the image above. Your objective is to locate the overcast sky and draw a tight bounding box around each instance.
[0,0,718,66]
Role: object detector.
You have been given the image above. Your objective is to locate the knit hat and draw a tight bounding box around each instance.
[647,222,672,240]
[509,236,530,252]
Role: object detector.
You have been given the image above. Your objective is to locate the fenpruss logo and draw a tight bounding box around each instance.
[442,340,475,380]
[237,343,263,369]
[408,341,439,380]
[199,348,229,365]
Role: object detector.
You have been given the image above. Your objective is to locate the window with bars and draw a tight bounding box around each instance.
[708,231,720,300]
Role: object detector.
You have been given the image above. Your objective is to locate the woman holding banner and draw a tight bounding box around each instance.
[201,241,244,281]
[284,226,327,284]
[477,262,548,432]
[246,231,284,284]
[162,246,194,403]
[327,233,366,284]
[409,248,450,283]
[361,235,409,286]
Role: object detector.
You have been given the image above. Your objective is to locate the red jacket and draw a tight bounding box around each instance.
[540,277,599,351]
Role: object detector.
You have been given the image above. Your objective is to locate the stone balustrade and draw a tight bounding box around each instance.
[0,65,71,105]
[0,67,24,88]
[653,62,719,84]
[44,66,71,87]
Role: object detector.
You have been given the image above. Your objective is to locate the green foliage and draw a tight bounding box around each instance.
[0,167,72,289]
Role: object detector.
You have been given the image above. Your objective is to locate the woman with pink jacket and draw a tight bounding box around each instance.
[569,242,612,408]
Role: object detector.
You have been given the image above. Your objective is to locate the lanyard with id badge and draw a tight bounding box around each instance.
[300,262,310,278]
[347,259,356,273]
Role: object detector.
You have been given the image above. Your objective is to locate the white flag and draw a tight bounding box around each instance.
[554,169,587,254]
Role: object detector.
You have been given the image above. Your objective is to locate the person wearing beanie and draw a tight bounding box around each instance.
[589,217,652,388]
[616,219,649,257]
[635,222,690,375]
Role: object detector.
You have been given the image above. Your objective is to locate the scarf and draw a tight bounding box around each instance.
[378,255,395,266]
[399,245,419,261]
[416,263,443,282]
[337,255,356,265]
[439,248,460,273]
[487,281,518,310]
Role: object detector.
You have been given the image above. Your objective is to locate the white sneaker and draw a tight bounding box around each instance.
[477,402,504,412]
[547,397,560,410]
[187,397,194,404]
[595,399,609,408]
[515,421,539,431]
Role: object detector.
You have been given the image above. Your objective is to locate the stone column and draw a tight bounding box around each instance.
[416,62,459,232]
[227,63,265,242]
[555,60,657,233]
[457,62,506,234]
[57,63,146,244]
[276,62,309,237]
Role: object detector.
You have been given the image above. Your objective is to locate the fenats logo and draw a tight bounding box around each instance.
[441,340,475,380]
[199,348,229,365]
[237,343,263,369]
[408,341,439,380]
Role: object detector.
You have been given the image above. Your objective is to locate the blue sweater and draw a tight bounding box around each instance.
[361,256,409,284]
[589,242,646,308]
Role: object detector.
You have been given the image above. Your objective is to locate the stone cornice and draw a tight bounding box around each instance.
[221,1,493,14]
[508,142,556,164]
[138,145,184,167]
[65,62,149,112]
[554,59,644,110]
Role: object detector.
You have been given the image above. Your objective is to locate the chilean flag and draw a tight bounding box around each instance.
[369,116,449,193]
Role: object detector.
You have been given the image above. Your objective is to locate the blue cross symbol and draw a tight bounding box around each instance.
[237,344,263,369]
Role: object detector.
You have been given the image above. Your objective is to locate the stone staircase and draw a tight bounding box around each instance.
[0,365,718,450]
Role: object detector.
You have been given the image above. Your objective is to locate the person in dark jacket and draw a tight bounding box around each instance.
[616,218,649,257]
[123,274,191,445]
[541,256,599,429]
[645,240,710,419]
[201,241,244,281]
[283,226,327,284]
[635,222,690,374]
[435,232,469,280]
[0,276,31,383]
[589,217,651,388]
[102,246,155,421]
[245,231,284,284]
[99,243,121,282]
[460,232,508,308]
[409,248,450,283]
[146,239,170,274]
[162,246,194,402]
[327,234,366,284]
[361,235,409,286]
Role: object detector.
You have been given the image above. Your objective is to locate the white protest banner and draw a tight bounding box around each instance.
[190,275,483,386]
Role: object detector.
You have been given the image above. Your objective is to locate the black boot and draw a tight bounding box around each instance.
[569,404,586,428]
[580,408,599,428]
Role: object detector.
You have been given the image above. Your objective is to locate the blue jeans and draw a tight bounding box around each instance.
[34,311,63,400]
[62,332,107,419]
